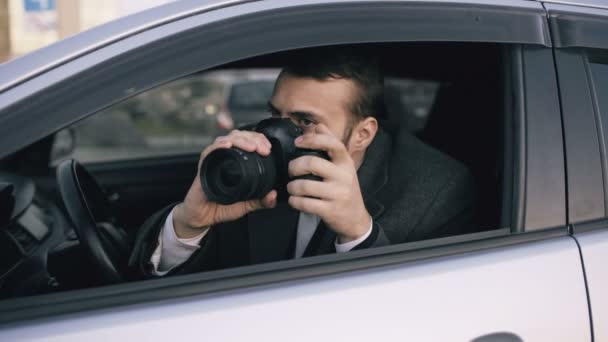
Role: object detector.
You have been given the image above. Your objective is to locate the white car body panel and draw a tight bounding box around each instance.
[0,236,590,341]
[577,230,608,342]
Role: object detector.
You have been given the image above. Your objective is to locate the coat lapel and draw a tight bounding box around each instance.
[357,127,391,220]
[247,202,298,264]
[302,220,335,257]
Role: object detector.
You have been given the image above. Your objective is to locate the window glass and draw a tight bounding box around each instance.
[50,71,439,164]
[384,78,439,133]
[591,61,608,138]
[50,69,281,164]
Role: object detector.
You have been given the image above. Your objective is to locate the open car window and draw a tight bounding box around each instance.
[1,41,511,298]
[50,70,439,165]
[50,69,281,164]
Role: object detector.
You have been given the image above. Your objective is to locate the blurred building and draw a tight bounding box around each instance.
[0,0,9,61]
[0,0,174,62]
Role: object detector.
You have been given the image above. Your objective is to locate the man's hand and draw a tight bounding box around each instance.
[287,124,371,243]
[174,130,277,239]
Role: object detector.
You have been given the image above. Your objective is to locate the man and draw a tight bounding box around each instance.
[129,47,474,277]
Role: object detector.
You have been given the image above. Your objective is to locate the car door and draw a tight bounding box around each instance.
[0,0,591,340]
[547,2,608,341]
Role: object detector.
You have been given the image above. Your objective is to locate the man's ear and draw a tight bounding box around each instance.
[349,117,378,152]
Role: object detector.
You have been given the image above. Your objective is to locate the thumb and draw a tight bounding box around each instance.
[242,189,277,213]
[242,198,264,214]
[216,190,278,223]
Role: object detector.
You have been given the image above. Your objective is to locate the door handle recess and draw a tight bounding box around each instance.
[471,332,523,342]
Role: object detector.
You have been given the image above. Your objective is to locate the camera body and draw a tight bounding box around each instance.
[200,118,328,205]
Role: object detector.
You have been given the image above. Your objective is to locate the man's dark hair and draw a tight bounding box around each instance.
[280,46,386,122]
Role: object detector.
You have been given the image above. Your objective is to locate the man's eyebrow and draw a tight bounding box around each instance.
[289,111,320,122]
[267,101,321,121]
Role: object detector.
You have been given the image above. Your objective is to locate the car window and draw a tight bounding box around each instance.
[50,69,280,164]
[228,81,275,110]
[384,78,439,134]
[589,54,608,148]
[50,70,439,164]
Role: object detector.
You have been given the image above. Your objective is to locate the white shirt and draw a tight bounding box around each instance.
[150,206,373,276]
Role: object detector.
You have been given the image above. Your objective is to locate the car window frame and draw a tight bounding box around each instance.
[0,0,567,324]
[547,3,608,226]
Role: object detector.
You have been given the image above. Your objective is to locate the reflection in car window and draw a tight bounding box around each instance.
[229,81,275,110]
[385,78,439,134]
[50,70,439,164]
[591,61,608,154]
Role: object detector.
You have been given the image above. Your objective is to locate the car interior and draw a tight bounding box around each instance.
[0,42,508,299]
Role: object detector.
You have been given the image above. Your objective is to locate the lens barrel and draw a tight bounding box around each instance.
[200,148,276,205]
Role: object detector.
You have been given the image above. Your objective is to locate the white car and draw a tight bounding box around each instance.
[0,0,606,341]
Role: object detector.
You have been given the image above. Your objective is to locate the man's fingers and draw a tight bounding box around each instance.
[287,179,335,199]
[313,123,333,136]
[288,155,344,180]
[260,190,278,208]
[295,130,351,165]
[239,189,277,214]
[231,135,257,152]
[229,130,272,155]
[198,138,232,169]
[199,130,273,170]
[288,196,326,216]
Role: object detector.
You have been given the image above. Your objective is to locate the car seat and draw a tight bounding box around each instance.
[417,78,503,231]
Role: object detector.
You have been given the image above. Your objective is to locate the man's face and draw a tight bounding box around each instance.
[268,73,357,146]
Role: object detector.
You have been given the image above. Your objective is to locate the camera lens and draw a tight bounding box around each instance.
[218,160,241,187]
[200,148,277,205]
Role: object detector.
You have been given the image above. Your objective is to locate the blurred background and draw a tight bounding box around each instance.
[0,0,175,62]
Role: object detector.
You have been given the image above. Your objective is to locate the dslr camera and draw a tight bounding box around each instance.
[200,118,328,205]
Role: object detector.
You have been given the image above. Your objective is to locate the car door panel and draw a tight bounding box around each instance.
[0,236,590,341]
[573,228,608,342]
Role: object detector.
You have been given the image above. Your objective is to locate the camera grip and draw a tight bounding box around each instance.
[291,148,328,183]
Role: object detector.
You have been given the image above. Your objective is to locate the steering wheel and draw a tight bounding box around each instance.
[56,159,126,284]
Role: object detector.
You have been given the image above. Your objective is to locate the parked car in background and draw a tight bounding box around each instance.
[215,70,279,131]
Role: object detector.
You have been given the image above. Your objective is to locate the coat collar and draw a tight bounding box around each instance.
[357,127,391,219]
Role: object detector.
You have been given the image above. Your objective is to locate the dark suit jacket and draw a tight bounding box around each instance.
[129,127,474,278]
